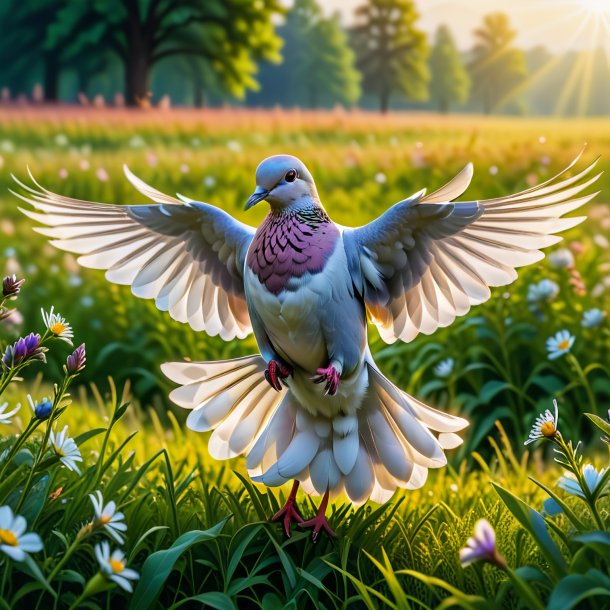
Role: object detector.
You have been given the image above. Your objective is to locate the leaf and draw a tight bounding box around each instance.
[479,380,510,403]
[585,413,610,437]
[547,573,610,610]
[128,517,230,610]
[174,592,237,610]
[529,477,586,531]
[20,473,50,525]
[492,483,566,579]
[73,427,106,446]
[573,531,610,561]
[16,554,56,599]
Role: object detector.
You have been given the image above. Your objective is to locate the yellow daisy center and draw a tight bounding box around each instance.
[541,421,556,437]
[109,559,125,573]
[100,515,111,525]
[0,529,18,546]
[50,321,66,335]
[557,339,570,350]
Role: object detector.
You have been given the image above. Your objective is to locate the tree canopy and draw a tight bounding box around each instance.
[429,25,470,113]
[48,0,283,106]
[252,0,360,108]
[352,0,429,112]
[469,12,527,114]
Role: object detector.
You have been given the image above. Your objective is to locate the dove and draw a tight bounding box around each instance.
[13,150,600,540]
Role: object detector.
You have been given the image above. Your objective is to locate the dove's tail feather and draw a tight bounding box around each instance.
[161,355,284,460]
[343,364,468,504]
[245,361,468,504]
[163,356,468,504]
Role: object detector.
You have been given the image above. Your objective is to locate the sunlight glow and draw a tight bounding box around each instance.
[579,0,610,14]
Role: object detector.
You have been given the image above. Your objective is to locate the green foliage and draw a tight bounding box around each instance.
[429,25,470,113]
[263,0,361,109]
[45,0,283,106]
[352,0,429,112]
[469,12,527,114]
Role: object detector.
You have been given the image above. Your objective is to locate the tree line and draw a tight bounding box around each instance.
[0,0,607,115]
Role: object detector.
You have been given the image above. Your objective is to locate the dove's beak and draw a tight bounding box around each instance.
[245,186,269,210]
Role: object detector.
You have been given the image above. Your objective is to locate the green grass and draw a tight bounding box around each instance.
[1,109,610,608]
[0,375,579,610]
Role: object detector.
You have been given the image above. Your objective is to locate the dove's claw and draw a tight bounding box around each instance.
[271,481,303,538]
[265,360,292,392]
[312,364,340,396]
[299,490,336,543]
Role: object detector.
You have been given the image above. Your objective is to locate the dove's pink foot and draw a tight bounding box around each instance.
[265,359,292,392]
[272,481,303,537]
[312,364,341,396]
[300,490,336,543]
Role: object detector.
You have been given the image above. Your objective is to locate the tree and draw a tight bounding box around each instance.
[289,0,360,108]
[429,25,470,113]
[0,0,69,101]
[352,0,428,113]
[49,0,282,107]
[469,12,527,114]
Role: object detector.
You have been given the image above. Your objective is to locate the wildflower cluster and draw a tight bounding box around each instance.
[0,273,139,606]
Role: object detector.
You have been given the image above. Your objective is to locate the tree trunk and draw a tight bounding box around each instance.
[124,5,151,108]
[309,84,318,109]
[439,98,449,114]
[380,87,390,113]
[191,65,205,108]
[125,52,150,107]
[43,52,60,102]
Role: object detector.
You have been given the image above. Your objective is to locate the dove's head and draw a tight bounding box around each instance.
[245,155,318,211]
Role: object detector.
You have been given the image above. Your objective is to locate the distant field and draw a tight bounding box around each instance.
[1,107,609,448]
[1,108,610,609]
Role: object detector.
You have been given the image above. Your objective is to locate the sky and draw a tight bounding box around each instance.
[319,0,610,53]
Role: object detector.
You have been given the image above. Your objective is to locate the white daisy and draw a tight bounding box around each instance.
[89,491,127,544]
[94,541,139,592]
[41,306,73,344]
[459,519,505,568]
[524,399,559,445]
[546,330,575,360]
[582,308,606,329]
[49,426,82,473]
[0,505,43,561]
[558,464,607,499]
[0,401,20,424]
[434,358,454,378]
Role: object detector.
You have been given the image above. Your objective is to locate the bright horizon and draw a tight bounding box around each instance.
[319,0,610,53]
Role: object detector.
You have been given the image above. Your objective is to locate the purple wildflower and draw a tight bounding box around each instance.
[66,344,86,374]
[1,333,43,368]
[2,275,25,298]
[459,519,507,569]
[23,333,40,355]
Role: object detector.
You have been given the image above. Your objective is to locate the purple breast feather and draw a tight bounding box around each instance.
[247,208,340,294]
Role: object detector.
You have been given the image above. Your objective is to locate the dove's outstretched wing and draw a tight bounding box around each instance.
[13,168,255,340]
[344,152,601,344]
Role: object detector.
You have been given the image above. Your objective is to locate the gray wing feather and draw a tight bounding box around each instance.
[346,153,601,344]
[12,170,254,340]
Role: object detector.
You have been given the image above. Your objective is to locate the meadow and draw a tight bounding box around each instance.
[1,107,610,608]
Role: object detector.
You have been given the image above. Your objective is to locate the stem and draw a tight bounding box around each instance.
[47,533,83,583]
[0,418,41,480]
[15,374,73,512]
[556,435,605,530]
[0,370,18,396]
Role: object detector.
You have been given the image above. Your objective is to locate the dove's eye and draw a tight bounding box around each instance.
[285,169,298,183]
